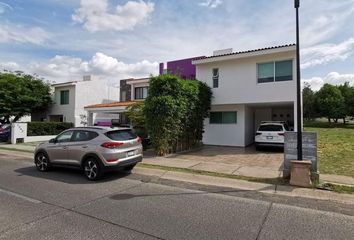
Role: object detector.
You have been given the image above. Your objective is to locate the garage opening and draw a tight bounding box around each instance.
[244,103,294,146]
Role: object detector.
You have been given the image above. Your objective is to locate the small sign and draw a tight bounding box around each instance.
[283,132,317,178]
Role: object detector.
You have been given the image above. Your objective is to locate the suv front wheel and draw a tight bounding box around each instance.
[83,158,102,181]
[35,152,51,172]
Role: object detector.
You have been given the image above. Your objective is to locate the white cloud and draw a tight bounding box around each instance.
[0,61,19,71]
[72,0,154,32]
[0,24,50,45]
[301,38,354,69]
[301,1,354,47]
[199,0,223,8]
[0,2,12,14]
[303,72,354,91]
[28,52,159,83]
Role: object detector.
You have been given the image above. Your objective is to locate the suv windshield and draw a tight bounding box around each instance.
[258,125,284,132]
[106,129,137,141]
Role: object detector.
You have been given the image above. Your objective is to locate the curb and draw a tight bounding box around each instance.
[134,166,354,205]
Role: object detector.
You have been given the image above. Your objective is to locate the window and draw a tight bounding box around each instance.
[106,130,137,141]
[72,131,98,142]
[210,112,237,124]
[212,68,219,88]
[275,60,293,81]
[134,87,148,99]
[258,125,283,131]
[60,90,69,105]
[56,130,73,143]
[257,60,293,83]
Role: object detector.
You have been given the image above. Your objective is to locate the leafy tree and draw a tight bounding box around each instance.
[315,84,345,123]
[302,82,316,120]
[125,102,146,127]
[144,75,212,156]
[144,75,187,155]
[0,71,52,124]
[337,82,354,123]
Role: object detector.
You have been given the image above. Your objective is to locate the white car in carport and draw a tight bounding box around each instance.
[255,121,290,149]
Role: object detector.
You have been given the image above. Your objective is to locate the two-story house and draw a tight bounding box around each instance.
[192,44,298,147]
[84,77,150,126]
[32,75,120,126]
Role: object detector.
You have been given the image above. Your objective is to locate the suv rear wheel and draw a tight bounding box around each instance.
[83,158,102,181]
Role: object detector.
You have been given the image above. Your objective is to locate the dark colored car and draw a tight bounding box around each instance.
[0,124,11,142]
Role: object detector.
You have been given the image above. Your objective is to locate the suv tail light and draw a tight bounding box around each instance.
[137,137,142,143]
[101,142,124,149]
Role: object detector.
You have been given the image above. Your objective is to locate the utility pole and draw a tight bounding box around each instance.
[295,0,302,160]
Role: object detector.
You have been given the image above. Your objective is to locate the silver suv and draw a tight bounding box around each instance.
[34,127,143,180]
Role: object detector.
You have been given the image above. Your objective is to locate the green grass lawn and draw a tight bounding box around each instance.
[305,122,354,177]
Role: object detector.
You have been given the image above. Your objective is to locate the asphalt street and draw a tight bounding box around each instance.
[0,151,354,240]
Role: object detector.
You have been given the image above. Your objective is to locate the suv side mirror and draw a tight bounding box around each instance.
[49,138,57,144]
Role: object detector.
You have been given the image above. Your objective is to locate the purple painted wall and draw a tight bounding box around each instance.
[159,56,204,79]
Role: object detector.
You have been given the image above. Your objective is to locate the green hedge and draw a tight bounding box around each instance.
[28,122,74,136]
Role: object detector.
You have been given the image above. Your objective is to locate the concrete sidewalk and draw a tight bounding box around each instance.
[0,143,36,153]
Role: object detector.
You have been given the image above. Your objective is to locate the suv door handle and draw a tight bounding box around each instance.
[82,146,88,148]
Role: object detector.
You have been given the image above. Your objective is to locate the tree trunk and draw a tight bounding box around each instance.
[328,117,331,123]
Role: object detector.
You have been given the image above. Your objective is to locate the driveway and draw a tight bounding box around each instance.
[144,145,284,179]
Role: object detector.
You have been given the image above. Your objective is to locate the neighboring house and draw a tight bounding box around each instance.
[32,75,119,127]
[85,78,150,126]
[192,44,298,147]
[159,57,203,80]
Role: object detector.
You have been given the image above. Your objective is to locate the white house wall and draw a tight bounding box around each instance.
[203,104,246,147]
[196,51,297,105]
[48,85,76,124]
[74,80,120,126]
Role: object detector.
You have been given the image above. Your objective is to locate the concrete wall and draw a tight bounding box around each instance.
[254,108,272,131]
[244,106,255,146]
[195,51,297,105]
[203,104,246,147]
[24,135,57,143]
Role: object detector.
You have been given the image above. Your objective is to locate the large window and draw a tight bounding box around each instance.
[212,68,219,88]
[210,111,237,124]
[257,60,293,83]
[60,90,69,105]
[134,87,149,100]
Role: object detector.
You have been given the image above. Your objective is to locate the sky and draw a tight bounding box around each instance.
[0,0,354,90]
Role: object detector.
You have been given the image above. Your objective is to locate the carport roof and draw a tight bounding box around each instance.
[85,100,141,109]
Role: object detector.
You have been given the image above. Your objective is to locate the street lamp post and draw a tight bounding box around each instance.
[295,0,302,160]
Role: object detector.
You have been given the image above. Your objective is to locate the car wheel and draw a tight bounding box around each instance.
[35,152,51,172]
[83,158,102,181]
[124,163,137,172]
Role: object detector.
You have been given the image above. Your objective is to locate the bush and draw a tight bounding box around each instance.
[144,75,212,155]
[28,122,73,136]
